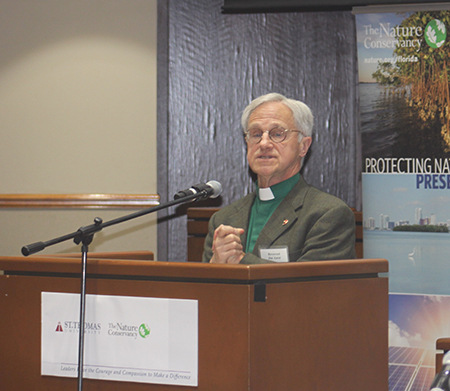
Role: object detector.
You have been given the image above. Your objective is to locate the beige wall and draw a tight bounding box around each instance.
[0,1,158,257]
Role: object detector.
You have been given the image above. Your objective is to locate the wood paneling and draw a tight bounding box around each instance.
[0,256,388,390]
[0,194,159,209]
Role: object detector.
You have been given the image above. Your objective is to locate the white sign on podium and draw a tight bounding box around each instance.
[41,292,198,387]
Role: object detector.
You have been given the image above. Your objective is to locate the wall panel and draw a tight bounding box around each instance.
[158,0,360,261]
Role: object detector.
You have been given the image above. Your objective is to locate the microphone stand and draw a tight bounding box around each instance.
[22,189,213,391]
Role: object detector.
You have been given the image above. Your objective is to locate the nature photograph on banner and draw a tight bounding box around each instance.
[355,6,450,391]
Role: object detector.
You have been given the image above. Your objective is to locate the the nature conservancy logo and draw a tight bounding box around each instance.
[362,22,424,52]
[139,323,151,338]
[424,19,447,48]
[108,322,150,339]
[362,18,448,54]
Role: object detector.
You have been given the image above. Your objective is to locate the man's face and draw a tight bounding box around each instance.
[246,101,311,188]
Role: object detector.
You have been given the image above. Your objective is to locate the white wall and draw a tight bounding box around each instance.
[0,0,158,257]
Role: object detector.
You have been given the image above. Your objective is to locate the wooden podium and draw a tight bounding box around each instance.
[0,255,388,391]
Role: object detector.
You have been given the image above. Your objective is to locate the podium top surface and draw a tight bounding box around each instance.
[0,255,388,283]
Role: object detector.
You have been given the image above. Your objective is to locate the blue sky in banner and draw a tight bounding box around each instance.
[362,174,450,224]
[356,12,412,83]
[390,294,450,349]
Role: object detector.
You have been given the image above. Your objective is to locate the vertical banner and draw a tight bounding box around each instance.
[355,4,450,391]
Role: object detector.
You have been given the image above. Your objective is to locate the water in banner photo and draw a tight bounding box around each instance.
[355,7,450,391]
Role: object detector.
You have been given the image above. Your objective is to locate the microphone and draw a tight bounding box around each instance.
[174,180,222,200]
[431,351,450,391]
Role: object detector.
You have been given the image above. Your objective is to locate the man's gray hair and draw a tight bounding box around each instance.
[241,93,314,139]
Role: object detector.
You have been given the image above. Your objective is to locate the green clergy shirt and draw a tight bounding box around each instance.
[245,173,300,253]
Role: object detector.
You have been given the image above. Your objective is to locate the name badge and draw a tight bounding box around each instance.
[259,246,289,263]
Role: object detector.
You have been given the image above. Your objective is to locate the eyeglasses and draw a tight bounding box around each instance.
[245,126,305,145]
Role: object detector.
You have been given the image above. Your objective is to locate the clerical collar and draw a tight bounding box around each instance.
[258,187,275,201]
[257,173,300,202]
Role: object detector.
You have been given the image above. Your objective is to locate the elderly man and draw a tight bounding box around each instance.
[202,93,355,264]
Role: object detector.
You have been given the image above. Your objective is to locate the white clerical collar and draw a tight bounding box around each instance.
[258,187,275,201]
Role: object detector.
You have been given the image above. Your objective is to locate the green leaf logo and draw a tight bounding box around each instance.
[424,19,447,49]
[139,323,151,338]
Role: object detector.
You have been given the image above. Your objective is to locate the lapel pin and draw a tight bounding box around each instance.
[282,219,289,226]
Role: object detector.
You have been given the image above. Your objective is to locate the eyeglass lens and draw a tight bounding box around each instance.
[247,127,287,144]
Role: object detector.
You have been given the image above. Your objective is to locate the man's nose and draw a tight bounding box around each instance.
[259,131,273,146]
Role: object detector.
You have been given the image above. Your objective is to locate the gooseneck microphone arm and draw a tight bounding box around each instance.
[22,187,216,256]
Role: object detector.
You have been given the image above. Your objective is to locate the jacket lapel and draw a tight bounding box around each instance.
[228,192,255,248]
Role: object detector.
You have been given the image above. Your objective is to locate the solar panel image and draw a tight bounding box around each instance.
[390,364,416,391]
[389,346,436,391]
[420,349,436,367]
[390,346,424,365]
[410,366,436,391]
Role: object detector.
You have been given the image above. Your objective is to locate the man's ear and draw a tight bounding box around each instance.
[299,137,312,157]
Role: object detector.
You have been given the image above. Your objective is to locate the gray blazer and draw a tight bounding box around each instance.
[202,176,356,264]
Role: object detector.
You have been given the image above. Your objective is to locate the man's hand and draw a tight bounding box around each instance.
[209,224,245,264]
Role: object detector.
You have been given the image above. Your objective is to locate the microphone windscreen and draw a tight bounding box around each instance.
[206,180,222,198]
